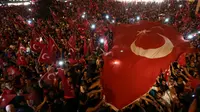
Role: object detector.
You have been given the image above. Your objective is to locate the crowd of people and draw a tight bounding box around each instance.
[0,0,200,112]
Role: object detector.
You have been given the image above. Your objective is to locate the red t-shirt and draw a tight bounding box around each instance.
[57,69,75,99]
[3,88,15,94]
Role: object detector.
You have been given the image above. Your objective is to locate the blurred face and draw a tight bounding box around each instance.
[162,81,166,85]
[1,83,5,89]
[156,92,162,99]
[49,91,54,98]
[5,82,12,89]
[198,56,200,62]
[17,89,23,96]
[178,78,183,84]
[67,72,70,76]
[84,72,87,77]
[190,62,195,67]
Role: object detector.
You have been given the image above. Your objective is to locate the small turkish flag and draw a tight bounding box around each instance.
[40,68,57,85]
[102,21,192,109]
[38,46,52,64]
[16,55,27,66]
[30,40,44,53]
[177,52,187,66]
[47,37,59,62]
[7,66,20,76]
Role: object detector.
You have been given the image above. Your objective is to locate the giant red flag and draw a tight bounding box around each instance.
[101,21,191,109]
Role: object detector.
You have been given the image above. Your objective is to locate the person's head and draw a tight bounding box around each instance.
[177,77,183,84]
[156,91,163,99]
[67,72,70,77]
[190,61,195,67]
[5,104,15,112]
[16,88,23,96]
[5,82,12,89]
[1,83,5,90]
[161,80,166,85]
[83,71,87,77]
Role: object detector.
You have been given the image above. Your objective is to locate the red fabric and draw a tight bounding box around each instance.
[40,68,57,85]
[189,76,200,89]
[30,40,44,53]
[19,43,26,53]
[47,37,59,63]
[104,36,109,52]
[38,46,53,64]
[57,68,75,99]
[101,21,191,109]
[7,66,20,76]
[68,36,76,49]
[89,38,94,53]
[16,55,27,66]
[0,93,16,108]
[177,53,187,66]
[83,38,88,56]
[3,89,15,94]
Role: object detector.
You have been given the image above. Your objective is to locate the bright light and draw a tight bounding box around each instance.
[179,4,182,8]
[100,38,104,43]
[136,16,140,21]
[105,15,109,19]
[26,47,30,53]
[112,20,115,23]
[28,8,32,11]
[114,0,164,3]
[187,35,193,39]
[8,2,30,6]
[39,37,43,42]
[113,60,120,65]
[91,24,96,29]
[65,0,67,2]
[58,61,64,66]
[120,50,124,53]
[24,2,31,6]
[165,18,169,23]
[69,3,72,5]
[198,31,200,34]
[32,18,35,20]
[126,8,128,11]
[27,20,32,24]
[83,12,86,15]
[81,14,85,19]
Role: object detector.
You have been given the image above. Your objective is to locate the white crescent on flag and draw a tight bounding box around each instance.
[47,72,57,80]
[19,56,24,62]
[33,44,39,50]
[130,33,174,59]
[42,53,50,60]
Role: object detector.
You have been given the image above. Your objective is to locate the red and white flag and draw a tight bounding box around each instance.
[16,55,27,66]
[38,46,52,64]
[40,68,57,85]
[7,66,20,76]
[102,21,192,109]
[30,40,44,53]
